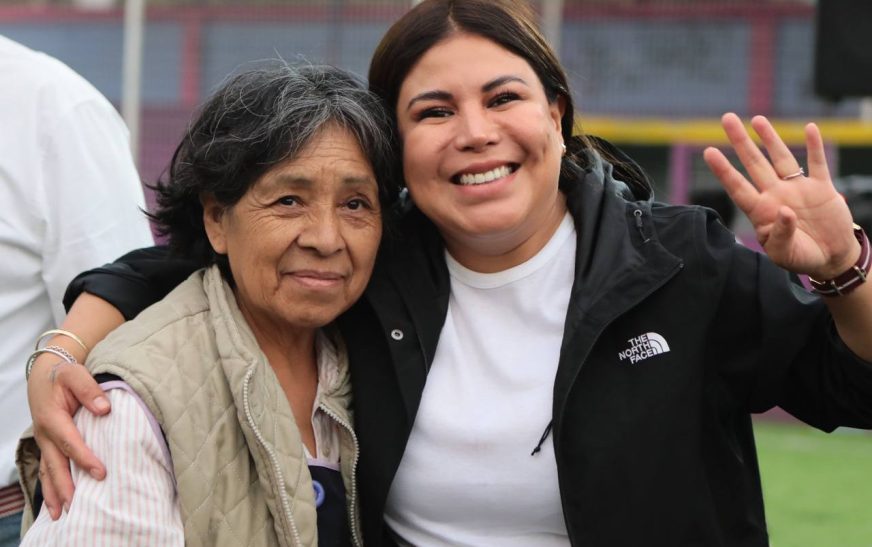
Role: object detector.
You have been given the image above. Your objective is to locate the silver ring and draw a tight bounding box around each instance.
[782,167,804,180]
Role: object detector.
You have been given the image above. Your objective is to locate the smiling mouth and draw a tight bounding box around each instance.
[452,164,518,186]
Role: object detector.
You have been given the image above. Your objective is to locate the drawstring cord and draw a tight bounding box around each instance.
[531,421,553,456]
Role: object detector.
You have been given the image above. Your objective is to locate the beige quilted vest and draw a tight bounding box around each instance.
[18,266,361,546]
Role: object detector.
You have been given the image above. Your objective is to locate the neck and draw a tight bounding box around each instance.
[237,299,318,377]
[235,297,321,457]
[444,194,568,273]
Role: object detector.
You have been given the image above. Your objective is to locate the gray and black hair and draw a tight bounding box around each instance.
[149,62,398,271]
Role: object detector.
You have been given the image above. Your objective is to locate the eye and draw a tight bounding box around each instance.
[489,91,520,107]
[344,197,374,211]
[277,195,300,207]
[416,107,453,120]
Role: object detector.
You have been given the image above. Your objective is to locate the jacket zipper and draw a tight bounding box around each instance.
[320,402,363,547]
[242,367,303,547]
[634,208,650,243]
[555,257,684,545]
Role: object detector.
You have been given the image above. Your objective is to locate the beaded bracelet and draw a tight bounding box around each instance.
[25,345,78,381]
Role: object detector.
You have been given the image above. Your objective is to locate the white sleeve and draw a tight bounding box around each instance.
[39,97,155,323]
[20,388,184,547]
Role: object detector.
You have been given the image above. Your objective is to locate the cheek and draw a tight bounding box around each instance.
[401,137,420,178]
[353,227,382,271]
[346,236,380,297]
[535,120,559,151]
[401,130,441,180]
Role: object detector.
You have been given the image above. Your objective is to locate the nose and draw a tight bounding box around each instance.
[453,106,498,151]
[297,207,346,256]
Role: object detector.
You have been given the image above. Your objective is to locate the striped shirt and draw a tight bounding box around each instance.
[21,387,184,546]
[22,368,343,546]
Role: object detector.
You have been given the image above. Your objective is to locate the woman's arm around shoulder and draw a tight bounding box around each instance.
[21,387,183,546]
[63,245,199,320]
[29,245,199,517]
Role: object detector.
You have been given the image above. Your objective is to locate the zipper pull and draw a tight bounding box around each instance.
[634,209,650,244]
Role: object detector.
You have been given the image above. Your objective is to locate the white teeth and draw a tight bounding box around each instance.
[458,165,512,185]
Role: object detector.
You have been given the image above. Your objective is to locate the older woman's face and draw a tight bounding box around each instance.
[204,124,381,330]
[396,33,566,271]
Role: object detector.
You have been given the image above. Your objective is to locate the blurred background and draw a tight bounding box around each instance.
[2,0,871,544]
[4,0,872,241]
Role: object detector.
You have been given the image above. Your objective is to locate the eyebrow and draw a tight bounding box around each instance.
[267,173,376,189]
[482,75,527,92]
[405,75,529,111]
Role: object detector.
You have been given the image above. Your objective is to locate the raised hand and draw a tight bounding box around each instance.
[703,113,861,280]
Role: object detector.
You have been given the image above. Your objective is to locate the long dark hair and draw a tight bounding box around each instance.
[368,0,652,199]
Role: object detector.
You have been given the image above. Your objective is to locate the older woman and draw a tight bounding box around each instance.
[18,64,393,546]
[27,0,872,545]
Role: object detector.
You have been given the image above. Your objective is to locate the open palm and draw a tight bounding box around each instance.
[703,113,859,280]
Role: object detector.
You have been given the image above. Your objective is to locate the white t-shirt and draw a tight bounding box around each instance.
[385,213,576,546]
[0,35,154,488]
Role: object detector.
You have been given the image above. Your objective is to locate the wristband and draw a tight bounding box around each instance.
[809,224,871,297]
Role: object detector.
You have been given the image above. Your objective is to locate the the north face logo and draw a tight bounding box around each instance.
[617,332,670,364]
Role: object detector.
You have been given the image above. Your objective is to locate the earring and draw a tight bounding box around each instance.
[561,142,567,156]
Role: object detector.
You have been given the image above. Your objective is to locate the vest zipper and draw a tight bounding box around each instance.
[319,402,363,547]
[242,367,303,547]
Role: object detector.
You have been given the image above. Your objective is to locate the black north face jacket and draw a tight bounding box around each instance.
[68,152,872,547]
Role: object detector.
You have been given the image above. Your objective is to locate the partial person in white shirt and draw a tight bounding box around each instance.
[18,63,393,547]
[0,34,154,546]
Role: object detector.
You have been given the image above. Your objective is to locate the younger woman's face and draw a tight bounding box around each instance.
[396,33,566,272]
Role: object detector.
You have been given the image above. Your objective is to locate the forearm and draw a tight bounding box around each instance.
[29,292,125,377]
[26,288,154,515]
[63,245,198,320]
[826,280,872,362]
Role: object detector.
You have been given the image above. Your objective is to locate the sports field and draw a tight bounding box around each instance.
[754,420,872,546]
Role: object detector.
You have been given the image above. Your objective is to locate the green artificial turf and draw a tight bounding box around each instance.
[753,420,872,547]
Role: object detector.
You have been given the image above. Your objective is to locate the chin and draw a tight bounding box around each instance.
[288,300,355,329]
[284,313,337,330]
[458,209,528,238]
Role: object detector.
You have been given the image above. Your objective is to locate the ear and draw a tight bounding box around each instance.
[201,193,228,254]
[549,95,566,135]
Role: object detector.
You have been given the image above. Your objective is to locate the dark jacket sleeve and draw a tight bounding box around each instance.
[701,211,872,431]
[63,245,200,320]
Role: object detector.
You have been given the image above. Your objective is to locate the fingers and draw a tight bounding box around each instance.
[41,407,106,483]
[751,115,803,180]
[804,122,832,182]
[37,453,60,520]
[53,364,111,416]
[703,146,759,214]
[768,206,798,251]
[37,439,73,519]
[720,112,777,190]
